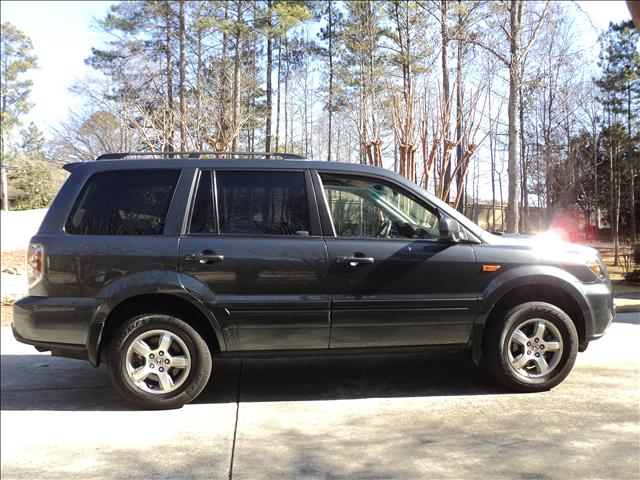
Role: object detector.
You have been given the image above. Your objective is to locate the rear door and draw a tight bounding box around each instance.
[314,171,478,349]
[178,169,330,351]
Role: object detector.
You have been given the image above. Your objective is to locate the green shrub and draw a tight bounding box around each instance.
[8,160,67,210]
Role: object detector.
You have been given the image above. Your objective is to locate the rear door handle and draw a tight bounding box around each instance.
[336,256,375,265]
[185,252,225,264]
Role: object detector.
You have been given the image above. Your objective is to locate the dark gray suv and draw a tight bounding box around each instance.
[12,152,615,409]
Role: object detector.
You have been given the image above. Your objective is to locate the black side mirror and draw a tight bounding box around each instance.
[439,216,463,243]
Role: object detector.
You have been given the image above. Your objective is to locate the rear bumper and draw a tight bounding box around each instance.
[12,296,96,362]
[12,323,88,361]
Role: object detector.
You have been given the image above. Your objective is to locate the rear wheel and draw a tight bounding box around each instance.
[484,301,578,392]
[107,314,212,409]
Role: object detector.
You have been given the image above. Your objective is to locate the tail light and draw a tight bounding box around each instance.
[27,243,44,287]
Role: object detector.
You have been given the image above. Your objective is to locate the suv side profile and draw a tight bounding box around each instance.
[13,152,615,409]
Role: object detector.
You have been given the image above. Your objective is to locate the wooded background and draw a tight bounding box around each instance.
[1,1,638,251]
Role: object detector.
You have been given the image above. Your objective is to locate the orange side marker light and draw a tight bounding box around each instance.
[482,265,501,272]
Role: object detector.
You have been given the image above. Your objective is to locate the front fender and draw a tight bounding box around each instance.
[470,265,590,366]
[476,265,589,327]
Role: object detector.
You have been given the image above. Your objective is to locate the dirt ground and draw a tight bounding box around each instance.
[593,244,636,282]
[1,250,27,327]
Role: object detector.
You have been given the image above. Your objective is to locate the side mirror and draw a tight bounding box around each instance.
[439,216,463,243]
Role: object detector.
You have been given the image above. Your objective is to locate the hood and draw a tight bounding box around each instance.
[483,231,599,258]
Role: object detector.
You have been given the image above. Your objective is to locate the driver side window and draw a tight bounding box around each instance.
[320,174,440,239]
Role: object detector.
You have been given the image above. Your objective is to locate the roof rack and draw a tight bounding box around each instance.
[95,151,307,161]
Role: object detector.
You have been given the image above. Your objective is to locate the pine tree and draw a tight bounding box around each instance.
[1,22,38,210]
[19,122,46,161]
[596,20,640,249]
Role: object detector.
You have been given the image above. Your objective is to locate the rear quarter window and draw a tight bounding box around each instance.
[66,169,180,235]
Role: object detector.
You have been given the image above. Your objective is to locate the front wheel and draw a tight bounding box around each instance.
[484,302,578,392]
[107,314,212,409]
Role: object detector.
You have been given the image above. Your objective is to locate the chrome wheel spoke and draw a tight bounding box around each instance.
[171,356,189,369]
[544,341,561,351]
[158,332,173,353]
[157,371,174,391]
[131,339,152,357]
[512,329,529,347]
[512,354,529,371]
[533,321,546,340]
[131,366,151,383]
[534,355,550,375]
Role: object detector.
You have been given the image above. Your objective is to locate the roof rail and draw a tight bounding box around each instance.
[95,151,307,161]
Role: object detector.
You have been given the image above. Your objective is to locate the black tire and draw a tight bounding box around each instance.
[107,314,212,409]
[484,301,578,393]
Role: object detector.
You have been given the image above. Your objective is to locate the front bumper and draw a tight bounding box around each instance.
[579,280,615,342]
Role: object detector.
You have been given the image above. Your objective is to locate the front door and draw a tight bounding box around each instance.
[316,172,478,349]
[179,169,330,351]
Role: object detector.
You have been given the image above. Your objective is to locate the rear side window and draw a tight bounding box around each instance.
[66,169,180,235]
[217,171,310,235]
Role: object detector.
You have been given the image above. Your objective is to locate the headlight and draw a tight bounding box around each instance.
[586,257,604,278]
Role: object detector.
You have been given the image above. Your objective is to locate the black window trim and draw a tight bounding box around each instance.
[312,169,443,243]
[185,169,219,236]
[63,168,183,237]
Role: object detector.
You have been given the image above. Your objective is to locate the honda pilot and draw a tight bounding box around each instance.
[12,152,615,409]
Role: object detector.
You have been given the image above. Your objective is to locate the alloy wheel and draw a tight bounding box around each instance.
[507,318,563,379]
[124,329,191,394]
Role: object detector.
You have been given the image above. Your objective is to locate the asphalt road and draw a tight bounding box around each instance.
[1,313,639,480]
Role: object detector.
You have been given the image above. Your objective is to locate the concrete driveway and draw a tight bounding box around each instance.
[1,314,639,480]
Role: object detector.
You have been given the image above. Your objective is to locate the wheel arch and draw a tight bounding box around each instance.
[471,282,586,365]
[94,293,225,365]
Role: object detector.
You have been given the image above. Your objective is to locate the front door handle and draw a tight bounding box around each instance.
[336,256,375,265]
[185,252,225,264]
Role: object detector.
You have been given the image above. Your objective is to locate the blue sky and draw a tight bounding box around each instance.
[2,1,112,133]
[0,0,634,136]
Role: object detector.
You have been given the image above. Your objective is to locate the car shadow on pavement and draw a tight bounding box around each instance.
[1,350,503,411]
[198,349,503,404]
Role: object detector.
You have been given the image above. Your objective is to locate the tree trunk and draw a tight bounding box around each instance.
[609,116,616,263]
[195,16,204,150]
[593,126,599,232]
[275,39,282,152]
[216,1,230,150]
[303,62,309,157]
[165,3,174,152]
[327,0,334,161]
[455,34,464,212]
[628,80,637,243]
[265,0,273,152]
[284,36,290,152]
[178,0,186,151]
[1,167,8,211]
[490,121,496,231]
[631,167,636,243]
[506,0,522,233]
[231,0,243,151]
[519,85,528,232]
[615,168,621,264]
[440,0,451,202]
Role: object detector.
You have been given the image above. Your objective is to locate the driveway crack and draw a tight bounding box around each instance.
[228,359,243,480]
